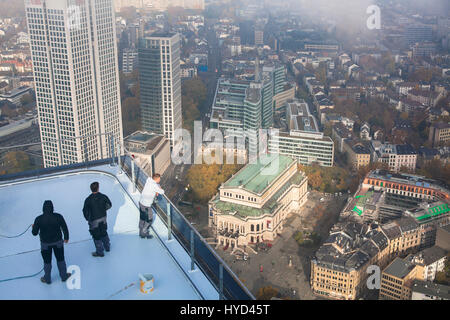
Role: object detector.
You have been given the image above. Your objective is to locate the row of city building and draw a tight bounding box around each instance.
[311,169,450,300]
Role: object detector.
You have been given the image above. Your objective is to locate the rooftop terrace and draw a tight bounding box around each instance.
[0,158,253,300]
[0,166,214,299]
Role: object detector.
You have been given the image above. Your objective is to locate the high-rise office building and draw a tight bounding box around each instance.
[404,25,433,46]
[254,29,264,46]
[25,0,123,168]
[138,33,182,148]
[122,48,139,74]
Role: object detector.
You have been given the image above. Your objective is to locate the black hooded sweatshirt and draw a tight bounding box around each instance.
[32,200,69,243]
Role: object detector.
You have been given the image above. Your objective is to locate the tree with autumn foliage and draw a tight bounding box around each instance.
[256,286,279,300]
[0,151,34,175]
[298,163,350,193]
[416,159,450,184]
[187,161,243,203]
[182,77,207,133]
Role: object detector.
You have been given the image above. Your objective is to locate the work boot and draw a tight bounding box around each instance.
[57,261,70,281]
[61,273,72,282]
[93,239,105,256]
[102,235,110,252]
[92,251,104,257]
[40,277,51,284]
[41,263,52,284]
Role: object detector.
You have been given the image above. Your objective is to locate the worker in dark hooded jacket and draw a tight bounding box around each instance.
[32,200,71,284]
[82,182,112,257]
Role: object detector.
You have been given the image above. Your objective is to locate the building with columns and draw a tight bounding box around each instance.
[208,155,308,250]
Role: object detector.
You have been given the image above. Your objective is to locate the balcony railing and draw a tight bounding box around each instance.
[121,156,255,300]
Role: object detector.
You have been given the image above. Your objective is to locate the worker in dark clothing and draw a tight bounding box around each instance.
[83,182,112,257]
[32,200,71,284]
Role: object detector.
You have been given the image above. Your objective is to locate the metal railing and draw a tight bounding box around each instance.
[121,155,255,300]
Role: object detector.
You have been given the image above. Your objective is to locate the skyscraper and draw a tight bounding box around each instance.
[25,0,123,168]
[138,33,182,148]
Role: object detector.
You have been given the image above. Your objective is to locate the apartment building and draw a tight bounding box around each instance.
[311,169,450,300]
[429,122,450,147]
[410,246,447,281]
[332,123,355,153]
[311,197,450,299]
[311,213,445,300]
[371,143,417,173]
[379,256,425,300]
[311,222,390,300]
[122,47,138,74]
[380,218,422,258]
[344,142,371,170]
[411,280,450,300]
[208,155,308,249]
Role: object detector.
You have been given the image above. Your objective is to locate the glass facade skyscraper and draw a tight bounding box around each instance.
[25,0,123,168]
[139,33,182,148]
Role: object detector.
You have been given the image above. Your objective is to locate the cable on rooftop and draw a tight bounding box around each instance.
[0,267,44,283]
[0,224,32,238]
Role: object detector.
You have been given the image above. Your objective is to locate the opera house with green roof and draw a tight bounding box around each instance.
[208,155,308,250]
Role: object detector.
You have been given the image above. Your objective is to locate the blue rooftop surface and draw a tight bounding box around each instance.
[0,166,218,300]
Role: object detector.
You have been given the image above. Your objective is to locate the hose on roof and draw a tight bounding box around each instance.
[0,267,44,283]
[0,224,44,283]
[0,224,32,238]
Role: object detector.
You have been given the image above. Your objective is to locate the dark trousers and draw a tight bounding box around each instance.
[89,222,110,255]
[139,203,156,237]
[40,241,68,282]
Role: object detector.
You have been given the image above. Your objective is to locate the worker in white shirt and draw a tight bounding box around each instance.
[139,173,165,239]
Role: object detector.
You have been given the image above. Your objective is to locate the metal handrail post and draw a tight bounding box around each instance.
[83,137,88,170]
[117,142,122,173]
[190,229,195,271]
[167,202,172,241]
[131,158,136,193]
[109,134,115,166]
[219,263,224,300]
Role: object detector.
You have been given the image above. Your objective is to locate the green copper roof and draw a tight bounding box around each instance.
[223,155,296,194]
[213,172,305,218]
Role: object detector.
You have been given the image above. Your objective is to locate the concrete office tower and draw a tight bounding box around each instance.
[254,29,264,46]
[25,0,123,168]
[138,33,182,148]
